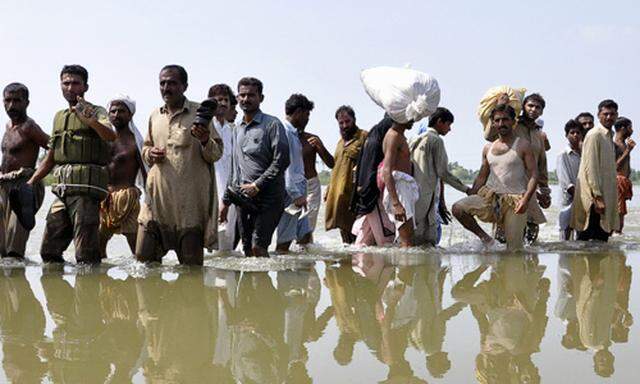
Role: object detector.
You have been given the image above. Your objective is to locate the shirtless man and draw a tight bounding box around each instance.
[613,117,634,233]
[99,96,146,258]
[381,120,419,247]
[300,121,334,237]
[0,83,49,258]
[452,104,542,250]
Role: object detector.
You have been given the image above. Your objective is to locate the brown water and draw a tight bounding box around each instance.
[1,188,639,383]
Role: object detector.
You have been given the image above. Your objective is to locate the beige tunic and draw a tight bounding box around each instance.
[409,128,467,243]
[325,129,367,232]
[139,99,223,250]
[571,124,620,233]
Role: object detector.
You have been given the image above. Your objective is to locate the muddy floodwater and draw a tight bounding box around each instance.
[1,187,639,383]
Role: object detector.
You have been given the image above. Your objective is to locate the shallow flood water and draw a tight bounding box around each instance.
[1,188,639,383]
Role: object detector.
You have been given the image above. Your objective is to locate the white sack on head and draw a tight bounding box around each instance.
[361,66,440,124]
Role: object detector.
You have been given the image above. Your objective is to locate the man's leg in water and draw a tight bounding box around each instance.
[503,210,527,250]
[397,221,413,247]
[238,208,257,256]
[452,202,494,245]
[135,224,164,263]
[124,233,137,254]
[253,199,284,257]
[339,229,356,244]
[176,230,204,265]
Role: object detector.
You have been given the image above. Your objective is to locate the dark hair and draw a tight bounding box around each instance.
[614,117,632,132]
[575,112,594,121]
[428,107,454,127]
[60,65,88,84]
[335,105,356,120]
[490,104,516,120]
[160,65,188,85]
[564,119,583,135]
[3,82,29,100]
[598,99,618,113]
[523,93,546,110]
[285,93,314,116]
[208,83,234,101]
[237,77,263,94]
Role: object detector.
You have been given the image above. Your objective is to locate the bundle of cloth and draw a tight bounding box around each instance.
[478,85,526,141]
[361,66,441,124]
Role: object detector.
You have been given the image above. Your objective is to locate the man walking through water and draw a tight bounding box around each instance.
[613,117,634,233]
[99,95,147,259]
[381,118,419,247]
[410,107,470,246]
[208,83,237,251]
[137,65,223,265]
[28,65,116,263]
[452,105,542,250]
[571,100,621,241]
[300,104,334,240]
[324,106,367,244]
[0,83,49,259]
[276,94,314,252]
[221,77,289,257]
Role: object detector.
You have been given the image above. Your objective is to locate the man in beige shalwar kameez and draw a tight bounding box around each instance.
[324,106,367,244]
[136,65,223,265]
[571,100,620,242]
[410,107,470,246]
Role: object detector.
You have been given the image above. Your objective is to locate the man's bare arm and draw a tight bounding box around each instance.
[27,150,54,185]
[25,121,50,149]
[516,143,538,213]
[308,135,335,168]
[382,131,401,206]
[470,145,490,194]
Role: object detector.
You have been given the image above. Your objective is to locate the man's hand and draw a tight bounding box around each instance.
[149,147,166,163]
[627,138,636,151]
[71,96,96,125]
[191,123,210,145]
[294,196,307,208]
[240,183,259,197]
[219,204,229,223]
[307,136,323,150]
[593,196,606,215]
[438,203,452,225]
[515,197,528,214]
[393,202,407,223]
[537,192,551,209]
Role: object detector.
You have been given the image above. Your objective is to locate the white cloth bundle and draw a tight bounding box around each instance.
[361,66,440,124]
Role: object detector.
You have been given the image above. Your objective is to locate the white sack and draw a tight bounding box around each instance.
[361,66,440,124]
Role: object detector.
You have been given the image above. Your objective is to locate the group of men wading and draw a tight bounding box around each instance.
[0,64,634,263]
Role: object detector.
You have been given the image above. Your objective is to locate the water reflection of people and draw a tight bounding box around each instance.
[207,266,328,383]
[452,256,550,384]
[571,252,632,378]
[39,268,114,382]
[0,269,46,382]
[410,261,465,379]
[555,254,586,351]
[136,270,215,382]
[278,266,330,383]
[326,254,464,382]
[325,255,389,366]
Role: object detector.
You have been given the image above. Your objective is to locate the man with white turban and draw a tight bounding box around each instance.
[99,94,147,258]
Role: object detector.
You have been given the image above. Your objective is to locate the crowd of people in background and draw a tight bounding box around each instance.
[0,64,635,264]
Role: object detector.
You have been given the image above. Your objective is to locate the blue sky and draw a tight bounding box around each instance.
[1,0,638,170]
